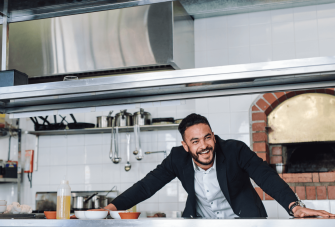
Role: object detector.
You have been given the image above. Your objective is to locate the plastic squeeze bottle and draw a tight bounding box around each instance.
[56,179,71,219]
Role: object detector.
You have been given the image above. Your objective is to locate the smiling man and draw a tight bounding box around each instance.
[104,113,334,218]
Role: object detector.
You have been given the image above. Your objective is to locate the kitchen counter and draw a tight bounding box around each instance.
[0,218,335,227]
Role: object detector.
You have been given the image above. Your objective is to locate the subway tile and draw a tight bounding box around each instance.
[157,131,177,142]
[227,13,249,27]
[139,163,159,179]
[230,112,249,134]
[249,23,272,46]
[49,166,67,185]
[195,29,207,52]
[207,112,230,135]
[230,95,254,112]
[272,22,295,44]
[228,26,249,47]
[49,135,67,147]
[120,162,139,183]
[319,38,335,56]
[206,29,228,50]
[272,42,296,61]
[206,49,229,67]
[139,202,159,212]
[70,184,85,191]
[317,3,335,19]
[318,17,335,40]
[156,106,177,118]
[194,18,207,31]
[207,96,230,113]
[277,203,291,218]
[158,203,179,212]
[141,143,159,162]
[294,5,317,21]
[84,112,102,124]
[195,98,209,115]
[85,165,103,184]
[68,165,85,184]
[271,8,294,23]
[206,16,227,30]
[294,20,318,41]
[158,181,178,203]
[84,134,103,145]
[330,201,335,213]
[295,40,319,57]
[38,147,50,166]
[178,202,186,212]
[228,46,250,65]
[49,147,67,165]
[67,146,85,165]
[249,11,271,25]
[33,166,50,185]
[67,135,85,147]
[102,163,121,184]
[85,145,102,164]
[38,136,50,148]
[303,200,330,212]
[263,200,278,218]
[195,51,208,68]
[217,134,231,140]
[230,134,251,147]
[250,44,272,63]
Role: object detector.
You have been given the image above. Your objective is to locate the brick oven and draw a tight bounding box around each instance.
[250,88,335,201]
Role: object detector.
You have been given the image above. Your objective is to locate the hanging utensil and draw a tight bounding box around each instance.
[136,125,143,161]
[133,125,139,155]
[125,134,131,171]
[112,127,121,164]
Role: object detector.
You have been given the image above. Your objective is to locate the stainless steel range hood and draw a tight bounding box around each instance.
[7,1,194,81]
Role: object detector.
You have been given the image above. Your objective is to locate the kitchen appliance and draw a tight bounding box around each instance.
[72,193,97,210]
[115,110,133,127]
[96,111,114,128]
[67,114,95,129]
[152,118,175,125]
[133,108,151,126]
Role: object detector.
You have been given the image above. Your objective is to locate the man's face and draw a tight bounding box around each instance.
[181,123,216,167]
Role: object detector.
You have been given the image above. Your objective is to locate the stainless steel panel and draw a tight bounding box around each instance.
[8,2,193,78]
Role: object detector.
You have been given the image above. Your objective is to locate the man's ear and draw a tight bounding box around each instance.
[181,141,189,152]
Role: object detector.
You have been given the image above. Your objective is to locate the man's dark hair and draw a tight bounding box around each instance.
[178,113,212,140]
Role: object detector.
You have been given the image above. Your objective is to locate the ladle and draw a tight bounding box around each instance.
[133,124,139,155]
[125,134,131,171]
[136,124,143,161]
[112,127,121,164]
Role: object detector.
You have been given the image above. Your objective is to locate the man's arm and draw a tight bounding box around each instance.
[107,149,177,211]
[237,142,334,217]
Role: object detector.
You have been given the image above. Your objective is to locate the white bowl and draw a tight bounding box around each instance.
[109,211,127,219]
[74,211,86,219]
[0,205,7,213]
[0,200,7,206]
[84,211,108,219]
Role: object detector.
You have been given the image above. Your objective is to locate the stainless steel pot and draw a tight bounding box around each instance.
[92,195,108,209]
[97,111,114,128]
[115,110,133,126]
[72,193,97,210]
[133,108,151,125]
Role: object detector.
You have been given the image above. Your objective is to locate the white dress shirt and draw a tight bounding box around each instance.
[192,155,238,218]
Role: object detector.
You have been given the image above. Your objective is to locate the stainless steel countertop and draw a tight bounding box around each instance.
[0,218,335,227]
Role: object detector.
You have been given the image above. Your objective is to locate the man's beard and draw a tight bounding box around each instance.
[188,145,215,166]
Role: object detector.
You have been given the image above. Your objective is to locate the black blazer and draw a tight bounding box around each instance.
[112,136,297,218]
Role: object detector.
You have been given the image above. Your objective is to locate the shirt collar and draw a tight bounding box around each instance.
[192,152,216,173]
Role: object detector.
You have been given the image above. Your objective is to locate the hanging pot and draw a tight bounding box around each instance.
[97,111,114,128]
[115,110,133,126]
[133,108,151,126]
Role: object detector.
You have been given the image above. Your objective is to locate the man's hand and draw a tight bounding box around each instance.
[292,206,335,218]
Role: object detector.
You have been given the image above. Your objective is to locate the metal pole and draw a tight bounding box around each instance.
[34,136,39,171]
[1,0,9,71]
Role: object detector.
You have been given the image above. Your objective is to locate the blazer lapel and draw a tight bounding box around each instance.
[215,141,232,206]
[183,155,196,215]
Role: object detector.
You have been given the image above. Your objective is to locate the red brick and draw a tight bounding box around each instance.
[253,132,268,142]
[255,187,263,200]
[270,156,283,164]
[295,90,306,95]
[270,100,279,109]
[265,193,274,200]
[296,186,306,200]
[312,173,319,182]
[252,122,266,132]
[274,92,287,103]
[256,99,271,112]
[285,91,296,98]
[252,105,260,111]
[306,186,316,200]
[257,152,269,163]
[325,88,335,95]
[282,173,313,183]
[305,89,316,93]
[319,172,335,182]
[290,186,295,193]
[263,93,278,107]
[252,112,267,122]
[272,146,282,155]
[316,89,326,94]
[317,186,327,200]
[328,186,335,199]
[253,142,268,152]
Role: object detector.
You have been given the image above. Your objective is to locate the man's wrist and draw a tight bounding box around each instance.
[292,205,302,213]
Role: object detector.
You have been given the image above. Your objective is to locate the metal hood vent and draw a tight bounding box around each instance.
[7,1,194,81]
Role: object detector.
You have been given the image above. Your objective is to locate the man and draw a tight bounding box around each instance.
[103,113,334,218]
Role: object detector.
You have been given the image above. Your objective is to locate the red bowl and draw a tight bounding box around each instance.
[44,211,56,219]
[119,212,141,219]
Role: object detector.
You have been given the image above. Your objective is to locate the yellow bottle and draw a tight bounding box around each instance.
[56,179,71,219]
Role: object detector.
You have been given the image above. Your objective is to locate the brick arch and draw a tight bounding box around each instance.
[249,88,335,164]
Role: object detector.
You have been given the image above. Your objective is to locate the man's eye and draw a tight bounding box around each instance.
[193,141,198,144]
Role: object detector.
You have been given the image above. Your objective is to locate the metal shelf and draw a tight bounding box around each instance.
[25,124,179,136]
[0,178,18,183]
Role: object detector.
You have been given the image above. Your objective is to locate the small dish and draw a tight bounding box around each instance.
[0,200,7,206]
[44,211,56,219]
[74,211,86,219]
[109,211,127,219]
[84,211,108,219]
[119,212,141,219]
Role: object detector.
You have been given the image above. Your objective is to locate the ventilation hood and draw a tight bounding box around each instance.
[7,1,194,82]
